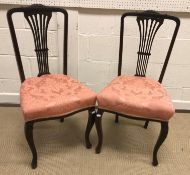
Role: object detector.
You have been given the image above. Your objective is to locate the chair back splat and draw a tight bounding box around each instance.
[7,4,68,82]
[118,11,180,83]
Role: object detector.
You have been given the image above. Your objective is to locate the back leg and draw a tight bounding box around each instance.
[60,118,64,123]
[115,114,119,123]
[144,120,149,129]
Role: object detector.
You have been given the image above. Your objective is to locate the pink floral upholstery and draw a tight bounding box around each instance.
[97,75,175,121]
[20,74,96,121]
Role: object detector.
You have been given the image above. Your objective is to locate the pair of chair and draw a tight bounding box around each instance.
[7,5,180,169]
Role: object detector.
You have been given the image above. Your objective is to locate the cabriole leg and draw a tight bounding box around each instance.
[152,121,168,166]
[95,109,103,154]
[85,107,96,149]
[25,122,37,169]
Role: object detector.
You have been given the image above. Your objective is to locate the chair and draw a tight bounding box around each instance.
[7,4,96,169]
[89,11,180,166]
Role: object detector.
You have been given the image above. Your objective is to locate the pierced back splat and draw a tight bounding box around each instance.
[118,11,179,84]
[24,11,52,76]
[7,5,68,83]
[136,13,164,77]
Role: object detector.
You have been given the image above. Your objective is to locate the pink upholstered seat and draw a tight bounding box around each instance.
[20,74,96,121]
[97,75,175,121]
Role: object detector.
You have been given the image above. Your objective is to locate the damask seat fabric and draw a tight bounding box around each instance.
[97,75,175,121]
[20,74,96,121]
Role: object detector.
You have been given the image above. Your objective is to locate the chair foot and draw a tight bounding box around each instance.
[95,147,101,154]
[25,122,37,169]
[115,114,119,123]
[95,109,103,154]
[60,118,64,123]
[31,158,37,169]
[144,120,149,129]
[85,107,96,149]
[152,160,158,166]
[152,122,168,166]
[86,143,92,149]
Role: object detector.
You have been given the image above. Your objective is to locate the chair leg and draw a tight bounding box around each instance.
[115,114,119,123]
[152,122,168,166]
[95,109,103,154]
[25,122,37,169]
[60,118,64,123]
[85,107,96,149]
[144,120,149,129]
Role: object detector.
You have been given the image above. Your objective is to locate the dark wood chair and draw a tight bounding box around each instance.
[86,11,180,166]
[7,4,97,169]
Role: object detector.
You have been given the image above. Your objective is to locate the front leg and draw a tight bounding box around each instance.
[85,107,96,149]
[152,121,168,166]
[25,121,37,169]
[95,109,103,154]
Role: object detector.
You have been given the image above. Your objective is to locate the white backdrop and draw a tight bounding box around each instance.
[0,0,190,12]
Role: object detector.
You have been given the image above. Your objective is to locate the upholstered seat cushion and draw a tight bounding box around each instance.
[20,74,96,121]
[97,75,175,121]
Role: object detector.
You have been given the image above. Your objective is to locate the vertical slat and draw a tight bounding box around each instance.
[44,13,51,74]
[136,15,164,76]
[24,11,52,76]
[136,18,142,76]
[63,12,68,75]
[118,15,125,76]
[42,14,47,74]
[39,14,44,73]
[34,14,44,74]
